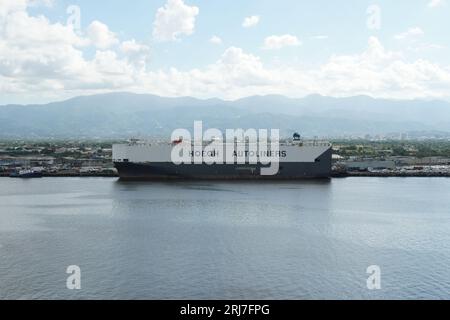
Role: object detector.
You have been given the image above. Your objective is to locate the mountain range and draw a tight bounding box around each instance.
[0,92,449,139]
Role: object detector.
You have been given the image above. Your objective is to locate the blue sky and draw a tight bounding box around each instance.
[1,0,449,104]
[35,0,450,66]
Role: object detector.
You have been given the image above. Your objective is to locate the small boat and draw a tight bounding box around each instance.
[10,169,43,178]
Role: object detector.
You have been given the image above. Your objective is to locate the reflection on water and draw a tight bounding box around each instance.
[0,177,449,299]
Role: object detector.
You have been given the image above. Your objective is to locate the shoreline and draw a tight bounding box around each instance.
[0,173,118,178]
[333,172,450,178]
[1,172,449,178]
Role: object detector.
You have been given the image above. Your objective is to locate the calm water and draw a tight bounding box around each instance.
[0,177,449,300]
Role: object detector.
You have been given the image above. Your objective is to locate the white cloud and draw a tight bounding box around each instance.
[121,39,150,56]
[120,39,151,69]
[0,6,87,82]
[394,27,444,53]
[0,0,52,20]
[428,0,445,7]
[152,0,199,42]
[133,37,450,100]
[214,47,271,86]
[87,21,119,49]
[242,15,260,28]
[105,37,448,101]
[0,1,150,100]
[137,47,276,98]
[0,0,27,18]
[0,3,449,103]
[209,35,222,45]
[307,37,450,99]
[263,34,301,50]
[394,27,425,40]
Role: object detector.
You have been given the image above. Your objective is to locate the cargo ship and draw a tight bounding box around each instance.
[113,135,332,180]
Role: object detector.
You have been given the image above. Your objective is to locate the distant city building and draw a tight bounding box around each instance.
[345,160,396,171]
